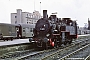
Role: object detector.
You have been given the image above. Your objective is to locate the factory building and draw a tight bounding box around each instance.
[11,9,42,24]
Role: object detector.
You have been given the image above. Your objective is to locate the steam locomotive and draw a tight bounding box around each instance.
[29,10,78,49]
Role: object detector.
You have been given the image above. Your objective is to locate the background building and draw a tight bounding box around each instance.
[88,18,90,30]
[11,9,42,24]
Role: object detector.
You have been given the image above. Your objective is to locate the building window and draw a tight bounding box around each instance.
[15,16,17,18]
[32,15,33,18]
[31,15,32,18]
[30,28,33,32]
[29,15,31,18]
[15,21,17,24]
[27,14,28,16]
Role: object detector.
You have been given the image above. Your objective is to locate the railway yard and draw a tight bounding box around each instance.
[1,0,90,60]
[0,10,90,60]
[0,34,90,60]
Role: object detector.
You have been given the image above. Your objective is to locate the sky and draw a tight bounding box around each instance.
[0,0,90,27]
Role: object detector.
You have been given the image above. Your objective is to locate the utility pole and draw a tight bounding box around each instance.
[34,0,35,11]
[40,2,41,15]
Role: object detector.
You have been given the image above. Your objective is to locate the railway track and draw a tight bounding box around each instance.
[0,47,60,60]
[41,38,90,60]
[0,49,36,59]
[61,44,90,60]
[10,37,90,60]
[0,35,90,60]
[0,43,36,59]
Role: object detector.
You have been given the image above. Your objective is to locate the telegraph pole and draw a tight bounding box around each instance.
[40,2,41,15]
[34,0,35,11]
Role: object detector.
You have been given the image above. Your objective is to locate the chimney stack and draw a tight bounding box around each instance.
[43,10,47,19]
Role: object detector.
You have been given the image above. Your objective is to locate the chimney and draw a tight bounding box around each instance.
[43,10,47,19]
[17,9,22,24]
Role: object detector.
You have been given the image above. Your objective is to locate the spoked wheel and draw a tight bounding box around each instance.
[58,41,62,47]
[64,41,67,45]
[69,40,72,44]
[42,42,48,50]
[54,41,59,48]
[45,43,48,50]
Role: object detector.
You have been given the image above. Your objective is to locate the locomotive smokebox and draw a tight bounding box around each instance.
[43,10,47,19]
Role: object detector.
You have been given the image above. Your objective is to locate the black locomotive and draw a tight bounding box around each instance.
[29,10,78,49]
